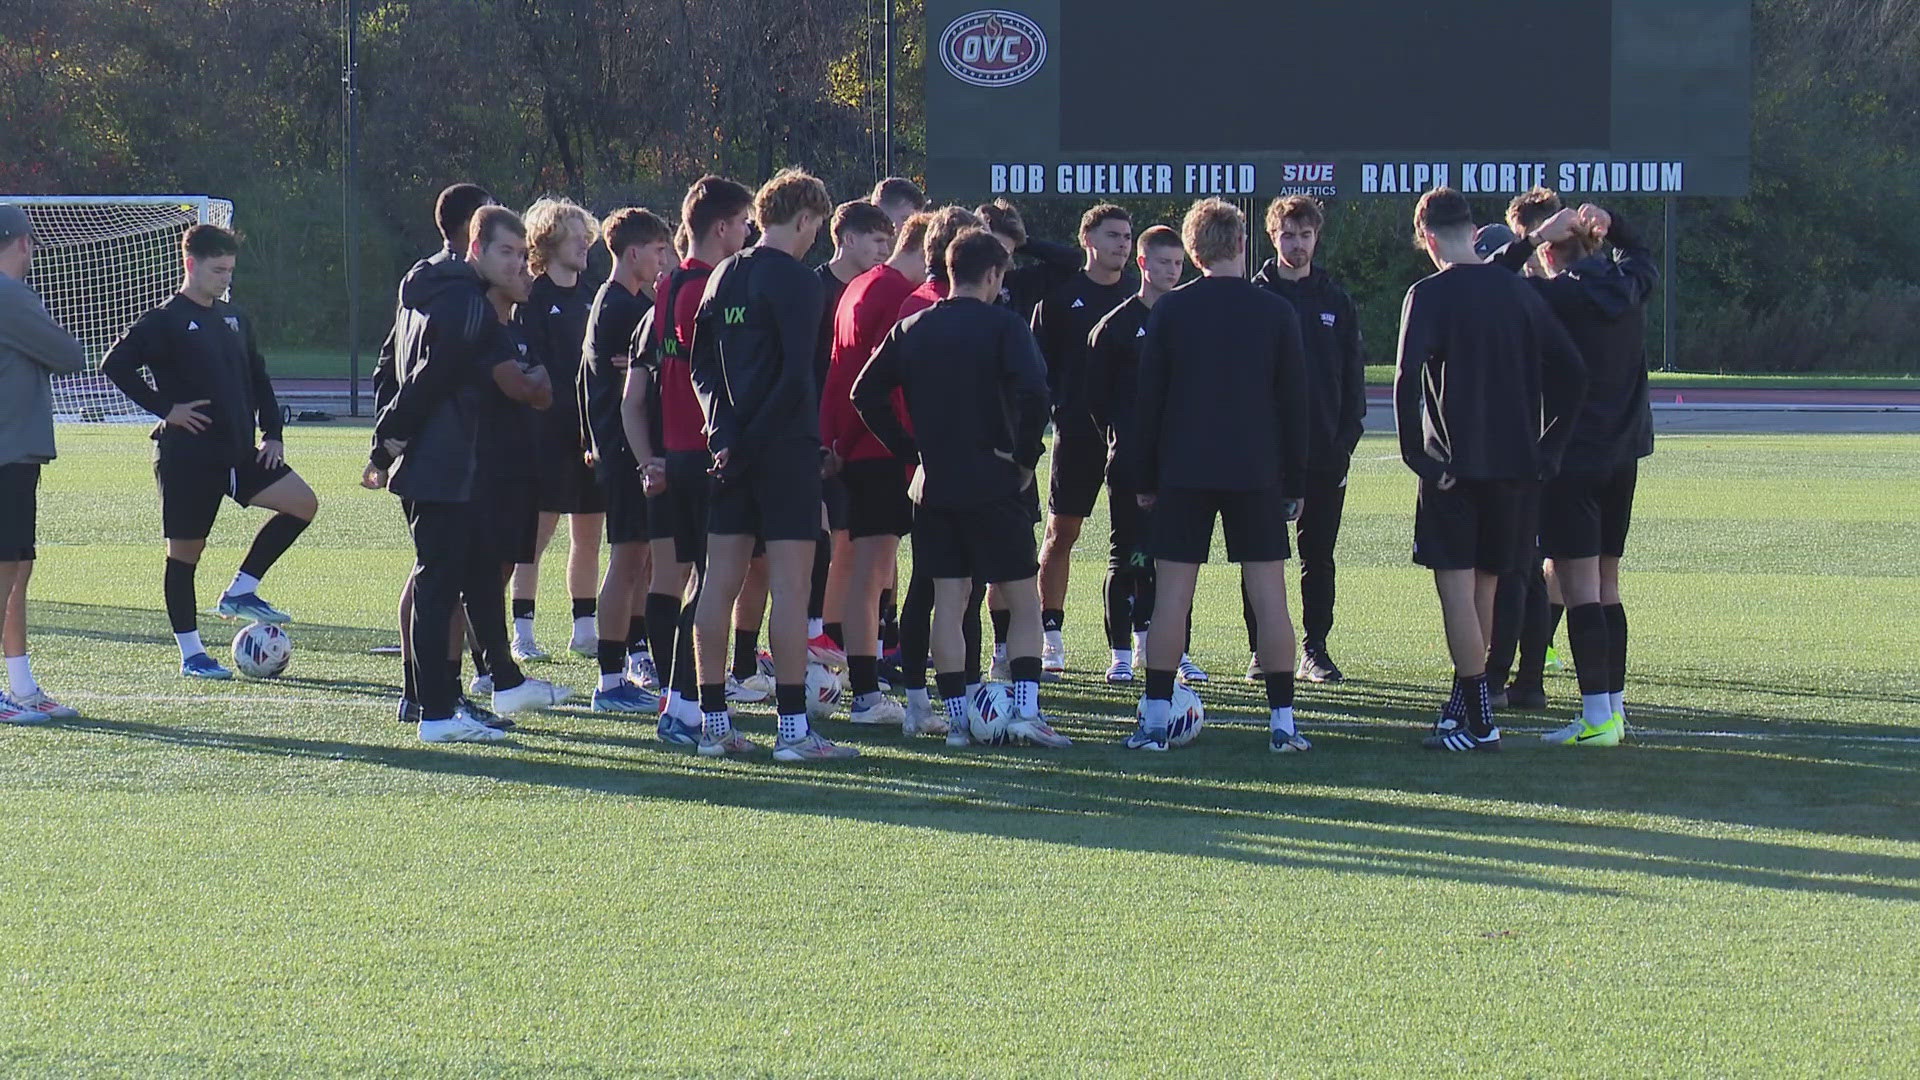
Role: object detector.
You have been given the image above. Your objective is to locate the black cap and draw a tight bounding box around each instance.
[0,205,31,244]
[1473,223,1516,260]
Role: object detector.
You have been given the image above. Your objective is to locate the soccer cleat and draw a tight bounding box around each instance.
[627,651,660,691]
[807,634,847,668]
[217,591,290,624]
[180,652,233,680]
[593,682,657,715]
[492,677,572,715]
[1423,725,1502,752]
[697,728,762,756]
[569,627,596,658]
[903,698,950,737]
[1124,722,1170,752]
[468,673,494,697]
[1007,717,1072,748]
[988,653,1011,682]
[1246,654,1264,681]
[1501,683,1548,711]
[395,698,421,725]
[418,714,508,744]
[1177,656,1209,685]
[459,697,514,731]
[1269,727,1313,753]
[877,651,905,689]
[1040,639,1066,674]
[945,724,972,748]
[13,690,79,720]
[850,696,906,726]
[1544,646,1565,673]
[656,707,703,747]
[1296,645,1344,685]
[0,693,50,725]
[1105,656,1135,684]
[773,730,860,761]
[511,638,550,663]
[1544,713,1624,747]
[726,673,772,703]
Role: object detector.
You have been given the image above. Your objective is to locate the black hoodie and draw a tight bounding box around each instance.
[1250,261,1366,473]
[372,246,453,453]
[372,254,501,502]
[689,245,824,473]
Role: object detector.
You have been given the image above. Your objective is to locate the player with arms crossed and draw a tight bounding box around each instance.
[1395,187,1586,752]
[1130,200,1310,753]
[0,205,87,721]
[854,228,1066,748]
[102,225,319,679]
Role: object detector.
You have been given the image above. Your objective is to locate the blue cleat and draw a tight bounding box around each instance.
[656,710,702,746]
[593,682,658,715]
[181,652,234,680]
[1124,722,1169,752]
[217,591,290,625]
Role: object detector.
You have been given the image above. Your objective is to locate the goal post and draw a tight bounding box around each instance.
[2,195,234,421]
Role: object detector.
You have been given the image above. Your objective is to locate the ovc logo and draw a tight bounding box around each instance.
[940,10,1047,88]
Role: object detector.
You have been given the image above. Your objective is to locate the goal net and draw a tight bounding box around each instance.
[2,195,234,421]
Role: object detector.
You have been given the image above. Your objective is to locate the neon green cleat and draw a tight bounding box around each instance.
[1543,713,1624,747]
[1544,646,1564,672]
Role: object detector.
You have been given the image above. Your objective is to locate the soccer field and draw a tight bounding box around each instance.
[5,425,1919,1076]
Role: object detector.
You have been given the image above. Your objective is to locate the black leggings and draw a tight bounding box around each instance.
[899,559,982,690]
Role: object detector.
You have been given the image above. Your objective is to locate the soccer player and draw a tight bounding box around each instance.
[853,227,1067,748]
[1246,195,1366,684]
[1496,193,1656,746]
[1130,199,1310,753]
[1394,187,1586,752]
[623,175,754,745]
[819,211,942,732]
[976,199,1083,321]
[369,205,560,742]
[579,206,674,714]
[870,177,927,229]
[1086,225,1185,685]
[511,197,604,663]
[101,225,319,679]
[689,168,856,762]
[1030,205,1136,677]
[0,204,86,722]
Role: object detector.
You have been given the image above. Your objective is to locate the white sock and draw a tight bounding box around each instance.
[1112,649,1132,667]
[1044,629,1063,654]
[1270,706,1297,735]
[1132,630,1149,658]
[6,654,37,698]
[778,711,808,742]
[808,617,824,637]
[1583,692,1613,726]
[992,643,1007,662]
[599,672,624,692]
[175,631,205,660]
[1013,679,1039,719]
[703,709,734,741]
[1142,696,1171,729]
[854,691,883,710]
[1609,690,1625,716]
[573,615,594,641]
[907,687,931,709]
[513,616,535,645]
[227,571,261,597]
[944,696,967,723]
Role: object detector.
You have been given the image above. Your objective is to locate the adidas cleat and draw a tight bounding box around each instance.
[216,591,290,624]
[180,652,233,680]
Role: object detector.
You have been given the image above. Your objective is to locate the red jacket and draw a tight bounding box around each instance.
[655,258,712,453]
[820,264,920,462]
[895,277,947,322]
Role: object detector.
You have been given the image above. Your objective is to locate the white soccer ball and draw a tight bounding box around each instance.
[231,621,292,679]
[756,649,777,680]
[967,682,1017,745]
[805,661,841,721]
[1168,685,1206,747]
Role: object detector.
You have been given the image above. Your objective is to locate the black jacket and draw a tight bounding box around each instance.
[1001,238,1084,322]
[516,272,593,463]
[580,279,651,482]
[372,246,454,452]
[1134,275,1309,497]
[690,245,824,472]
[1085,295,1150,473]
[1251,261,1366,473]
[1030,270,1134,425]
[372,255,498,502]
[1393,262,1587,483]
[851,296,1050,509]
[101,294,282,467]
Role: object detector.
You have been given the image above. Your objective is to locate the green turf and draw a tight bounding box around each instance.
[1363,364,1920,390]
[5,427,1919,1076]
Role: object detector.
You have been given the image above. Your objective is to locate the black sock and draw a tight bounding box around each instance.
[963,581,985,685]
[849,654,879,697]
[1603,602,1628,696]
[572,597,597,620]
[935,670,967,702]
[878,588,898,651]
[470,643,489,677]
[808,531,830,621]
[627,614,648,653]
[823,621,844,649]
[512,598,535,620]
[1446,675,1467,719]
[598,639,626,678]
[1463,673,1492,734]
[1144,667,1176,702]
[1566,603,1610,698]
[673,600,699,699]
[164,557,198,635]
[237,513,308,582]
[699,683,727,714]
[1265,671,1295,711]
[732,629,759,679]
[1042,608,1064,634]
[1010,655,1042,684]
[1548,602,1566,644]
[774,683,807,717]
[991,607,1010,646]
[645,593,681,689]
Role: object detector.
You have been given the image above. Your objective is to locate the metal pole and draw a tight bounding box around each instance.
[883,0,894,178]
[343,0,362,416]
[1662,195,1676,372]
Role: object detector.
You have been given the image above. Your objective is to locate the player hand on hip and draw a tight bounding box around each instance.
[165,399,213,433]
[257,440,285,469]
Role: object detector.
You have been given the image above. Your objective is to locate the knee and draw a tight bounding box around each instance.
[168,540,206,565]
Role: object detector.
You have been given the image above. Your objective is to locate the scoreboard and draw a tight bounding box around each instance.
[925,0,1751,199]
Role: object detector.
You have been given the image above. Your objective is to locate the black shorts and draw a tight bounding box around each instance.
[1151,485,1294,564]
[1413,476,1538,573]
[1540,462,1638,561]
[540,451,605,516]
[1048,420,1107,518]
[912,495,1039,584]
[841,457,913,540]
[604,468,650,546]
[155,454,293,540]
[709,441,823,544]
[477,476,540,565]
[821,475,850,533]
[0,463,40,561]
[648,449,712,564]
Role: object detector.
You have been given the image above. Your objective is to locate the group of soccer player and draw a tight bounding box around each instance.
[0,173,1653,756]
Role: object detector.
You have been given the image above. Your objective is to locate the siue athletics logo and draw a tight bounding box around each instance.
[940,10,1047,88]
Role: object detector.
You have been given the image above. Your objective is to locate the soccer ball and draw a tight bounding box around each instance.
[1168,685,1206,747]
[231,621,292,679]
[967,682,1017,745]
[804,661,841,721]
[756,648,777,680]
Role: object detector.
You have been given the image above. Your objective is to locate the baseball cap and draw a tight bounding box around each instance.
[0,204,32,244]
[1473,223,1516,260]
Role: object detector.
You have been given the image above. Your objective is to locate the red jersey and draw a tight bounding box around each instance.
[895,277,948,322]
[656,257,712,453]
[821,264,921,462]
